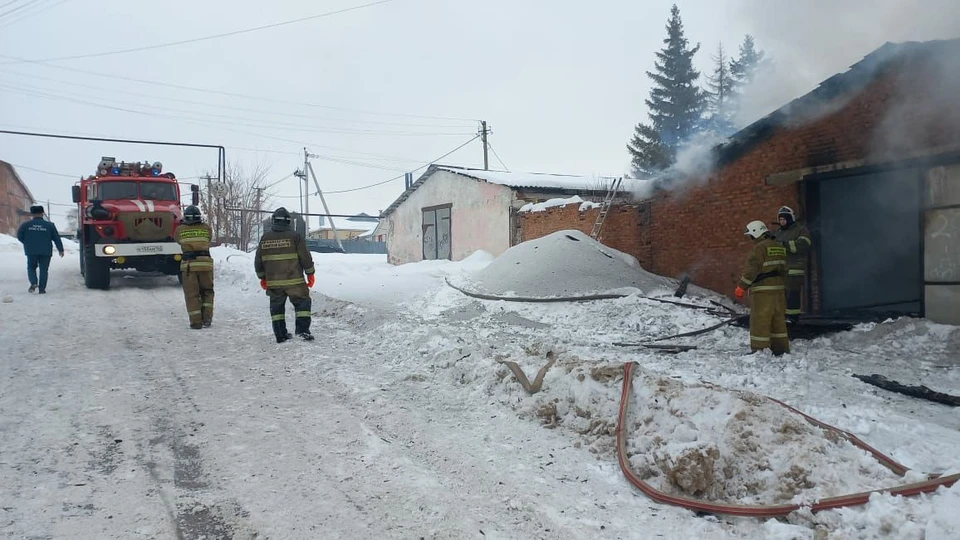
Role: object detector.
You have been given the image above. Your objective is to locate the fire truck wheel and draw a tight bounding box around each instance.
[83,247,111,290]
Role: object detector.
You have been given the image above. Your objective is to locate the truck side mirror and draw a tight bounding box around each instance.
[71,185,81,203]
[191,184,200,206]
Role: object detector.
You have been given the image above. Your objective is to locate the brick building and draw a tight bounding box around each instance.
[0,161,35,236]
[523,39,960,324]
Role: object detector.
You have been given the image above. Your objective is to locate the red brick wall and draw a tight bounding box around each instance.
[519,203,646,265]
[517,55,960,307]
[0,162,32,236]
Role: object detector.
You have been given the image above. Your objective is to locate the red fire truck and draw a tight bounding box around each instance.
[72,157,200,289]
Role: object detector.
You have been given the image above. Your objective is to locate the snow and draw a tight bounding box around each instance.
[518,195,601,213]
[438,166,645,194]
[1,232,959,539]
[451,229,673,298]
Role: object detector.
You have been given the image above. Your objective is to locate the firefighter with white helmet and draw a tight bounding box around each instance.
[772,205,812,322]
[735,220,789,355]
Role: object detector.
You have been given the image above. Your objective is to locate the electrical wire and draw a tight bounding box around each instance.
[10,163,78,178]
[324,134,480,194]
[0,0,68,30]
[0,0,40,21]
[488,142,509,171]
[0,53,478,122]
[0,69,476,129]
[0,80,475,137]
[7,0,396,63]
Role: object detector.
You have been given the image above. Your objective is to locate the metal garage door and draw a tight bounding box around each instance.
[816,169,922,316]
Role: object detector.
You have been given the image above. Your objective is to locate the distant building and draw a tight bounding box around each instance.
[308,213,379,241]
[0,161,35,236]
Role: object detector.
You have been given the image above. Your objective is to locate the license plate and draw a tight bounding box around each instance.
[136,245,164,253]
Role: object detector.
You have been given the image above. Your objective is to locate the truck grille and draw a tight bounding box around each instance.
[119,212,173,241]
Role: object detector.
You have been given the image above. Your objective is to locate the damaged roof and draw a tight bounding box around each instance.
[715,38,960,167]
[379,164,627,219]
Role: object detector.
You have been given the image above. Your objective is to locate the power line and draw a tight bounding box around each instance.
[0,69,476,129]
[0,0,39,21]
[0,80,475,137]
[0,54,477,122]
[7,0,396,63]
[0,0,68,30]
[10,163,78,178]
[488,142,509,171]
[324,134,480,194]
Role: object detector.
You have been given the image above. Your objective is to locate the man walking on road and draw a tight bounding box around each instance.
[16,205,64,294]
[175,206,215,329]
[255,207,316,343]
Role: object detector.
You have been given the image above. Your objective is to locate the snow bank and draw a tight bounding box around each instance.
[518,196,600,213]
[455,230,673,298]
[0,233,20,252]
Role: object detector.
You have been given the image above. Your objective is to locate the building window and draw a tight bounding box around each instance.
[422,204,451,260]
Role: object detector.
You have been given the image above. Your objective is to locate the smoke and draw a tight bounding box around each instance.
[733,0,960,127]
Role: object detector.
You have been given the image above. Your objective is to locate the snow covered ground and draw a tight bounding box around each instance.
[1,231,959,539]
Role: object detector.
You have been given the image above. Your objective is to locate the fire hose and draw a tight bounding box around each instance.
[616,362,960,518]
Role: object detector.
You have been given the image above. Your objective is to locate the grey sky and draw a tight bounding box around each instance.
[2,0,958,230]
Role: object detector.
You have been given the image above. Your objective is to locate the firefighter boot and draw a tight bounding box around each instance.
[295,318,314,341]
[272,320,292,343]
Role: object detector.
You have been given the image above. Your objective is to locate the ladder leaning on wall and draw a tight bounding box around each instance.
[590,176,623,241]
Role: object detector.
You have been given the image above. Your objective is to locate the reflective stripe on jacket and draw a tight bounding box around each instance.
[773,222,812,277]
[254,228,315,288]
[739,238,787,292]
[175,223,213,272]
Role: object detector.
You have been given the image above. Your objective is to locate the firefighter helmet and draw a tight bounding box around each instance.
[272,207,292,229]
[777,206,796,226]
[182,205,202,224]
[744,220,768,239]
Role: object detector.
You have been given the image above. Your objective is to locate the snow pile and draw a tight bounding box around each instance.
[622,372,908,504]
[518,195,600,213]
[455,229,673,298]
[0,233,20,252]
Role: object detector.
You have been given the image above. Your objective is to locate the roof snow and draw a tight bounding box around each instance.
[518,195,600,213]
[312,216,379,234]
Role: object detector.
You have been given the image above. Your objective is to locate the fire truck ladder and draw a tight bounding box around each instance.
[590,176,623,240]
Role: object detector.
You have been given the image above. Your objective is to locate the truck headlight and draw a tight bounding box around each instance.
[103,245,116,255]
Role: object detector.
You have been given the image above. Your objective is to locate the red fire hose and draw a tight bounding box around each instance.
[616,362,960,518]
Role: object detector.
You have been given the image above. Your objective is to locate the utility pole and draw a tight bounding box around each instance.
[305,155,345,252]
[302,147,310,231]
[480,120,489,170]
[203,174,214,241]
[293,166,307,236]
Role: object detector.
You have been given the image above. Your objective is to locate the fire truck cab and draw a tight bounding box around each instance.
[72,157,200,289]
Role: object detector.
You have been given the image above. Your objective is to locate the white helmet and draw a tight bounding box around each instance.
[744,220,768,239]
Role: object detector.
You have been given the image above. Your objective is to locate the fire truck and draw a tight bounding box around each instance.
[72,157,200,289]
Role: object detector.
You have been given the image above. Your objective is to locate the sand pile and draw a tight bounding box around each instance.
[457,229,674,298]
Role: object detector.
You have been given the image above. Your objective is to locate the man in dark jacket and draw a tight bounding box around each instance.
[254,207,316,343]
[16,205,65,294]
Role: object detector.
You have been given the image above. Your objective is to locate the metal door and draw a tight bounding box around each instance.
[422,208,437,260]
[436,206,451,260]
[422,205,452,260]
[924,164,960,324]
[816,169,922,316]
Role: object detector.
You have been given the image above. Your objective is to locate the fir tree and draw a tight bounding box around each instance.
[730,35,767,94]
[627,4,706,177]
[704,42,736,136]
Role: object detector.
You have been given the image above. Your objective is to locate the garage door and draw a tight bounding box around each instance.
[816,169,922,316]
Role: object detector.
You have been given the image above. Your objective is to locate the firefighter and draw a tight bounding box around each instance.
[773,206,812,323]
[735,220,789,355]
[175,206,214,329]
[255,207,316,343]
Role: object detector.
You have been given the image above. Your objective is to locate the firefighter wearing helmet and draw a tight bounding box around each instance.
[772,206,812,323]
[176,205,215,329]
[735,220,789,355]
[254,207,316,343]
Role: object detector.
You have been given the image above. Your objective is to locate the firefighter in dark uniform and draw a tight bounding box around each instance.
[255,207,316,343]
[735,220,789,355]
[773,206,812,323]
[175,206,215,329]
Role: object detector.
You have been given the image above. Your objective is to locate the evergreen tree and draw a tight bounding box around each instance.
[627,4,706,177]
[704,42,736,136]
[730,35,767,94]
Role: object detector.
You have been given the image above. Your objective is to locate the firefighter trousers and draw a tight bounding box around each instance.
[267,284,311,339]
[749,290,789,355]
[786,275,804,318]
[181,269,214,326]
